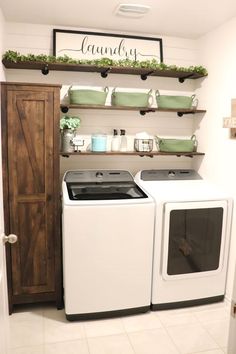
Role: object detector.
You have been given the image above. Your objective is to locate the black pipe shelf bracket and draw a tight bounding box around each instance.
[178,73,195,83]
[177,110,198,117]
[100,68,111,78]
[140,71,154,81]
[139,154,154,158]
[61,106,69,113]
[41,64,49,75]
[140,109,156,116]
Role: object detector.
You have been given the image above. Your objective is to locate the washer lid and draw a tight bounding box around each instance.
[66,182,148,200]
[64,169,149,201]
[140,169,202,181]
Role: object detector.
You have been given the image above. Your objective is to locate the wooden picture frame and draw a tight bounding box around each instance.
[53,29,163,63]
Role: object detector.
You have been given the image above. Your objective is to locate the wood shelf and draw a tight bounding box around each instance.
[2,59,207,82]
[3,59,206,157]
[60,104,206,116]
[60,151,205,158]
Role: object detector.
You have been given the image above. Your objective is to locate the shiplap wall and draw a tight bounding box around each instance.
[193,17,236,300]
[4,22,203,176]
[0,11,5,80]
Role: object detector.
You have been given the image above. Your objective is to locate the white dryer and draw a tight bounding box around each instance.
[62,170,155,320]
[135,169,233,310]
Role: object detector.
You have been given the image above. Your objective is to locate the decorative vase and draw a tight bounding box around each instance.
[61,129,75,153]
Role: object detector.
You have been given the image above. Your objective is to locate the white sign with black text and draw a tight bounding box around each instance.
[53,29,163,63]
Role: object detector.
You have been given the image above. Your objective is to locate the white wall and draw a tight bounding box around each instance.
[0,8,5,80]
[4,20,236,300]
[0,8,6,229]
[4,22,201,176]
[194,16,236,299]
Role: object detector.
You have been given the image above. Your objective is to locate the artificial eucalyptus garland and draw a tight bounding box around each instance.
[2,50,208,76]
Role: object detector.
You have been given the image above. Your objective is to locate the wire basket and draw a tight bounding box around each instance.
[134,139,153,152]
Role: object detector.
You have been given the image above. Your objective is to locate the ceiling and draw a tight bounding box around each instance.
[1,0,236,39]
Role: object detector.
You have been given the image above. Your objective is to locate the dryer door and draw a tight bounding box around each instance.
[162,200,228,280]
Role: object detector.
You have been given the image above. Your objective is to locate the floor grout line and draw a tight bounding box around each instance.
[158,325,183,354]
[9,303,231,354]
[122,330,137,354]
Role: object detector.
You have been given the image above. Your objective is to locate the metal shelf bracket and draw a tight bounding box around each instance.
[100,68,111,78]
[140,71,154,81]
[60,106,69,113]
[178,73,195,83]
[140,109,156,116]
[41,64,49,75]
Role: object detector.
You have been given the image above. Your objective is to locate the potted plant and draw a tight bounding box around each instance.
[60,115,81,152]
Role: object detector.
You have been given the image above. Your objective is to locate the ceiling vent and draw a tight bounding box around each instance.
[115,4,150,18]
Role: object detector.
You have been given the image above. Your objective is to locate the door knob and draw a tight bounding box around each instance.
[2,234,18,244]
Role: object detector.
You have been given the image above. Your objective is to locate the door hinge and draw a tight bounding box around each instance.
[231,301,236,318]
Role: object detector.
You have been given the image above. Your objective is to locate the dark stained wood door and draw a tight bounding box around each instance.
[1,83,62,311]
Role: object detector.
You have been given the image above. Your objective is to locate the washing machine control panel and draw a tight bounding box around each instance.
[64,170,134,183]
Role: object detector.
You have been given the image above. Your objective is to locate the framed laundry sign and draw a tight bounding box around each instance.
[53,29,163,62]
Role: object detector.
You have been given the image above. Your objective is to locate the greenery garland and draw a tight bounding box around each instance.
[2,50,208,76]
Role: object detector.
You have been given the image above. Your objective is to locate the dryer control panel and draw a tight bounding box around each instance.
[140,169,202,181]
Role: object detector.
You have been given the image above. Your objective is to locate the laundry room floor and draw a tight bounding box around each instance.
[9,301,230,354]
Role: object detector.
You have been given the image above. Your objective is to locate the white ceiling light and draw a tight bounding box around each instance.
[115,4,150,18]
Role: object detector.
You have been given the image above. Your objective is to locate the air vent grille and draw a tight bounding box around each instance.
[115,4,150,17]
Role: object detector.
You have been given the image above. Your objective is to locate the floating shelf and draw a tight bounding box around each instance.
[3,59,206,157]
[2,59,207,82]
[60,104,206,116]
[60,151,205,158]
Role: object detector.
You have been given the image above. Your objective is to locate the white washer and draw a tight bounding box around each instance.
[62,169,155,320]
[135,169,233,309]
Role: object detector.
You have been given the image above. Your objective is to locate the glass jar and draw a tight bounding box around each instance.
[91,134,107,152]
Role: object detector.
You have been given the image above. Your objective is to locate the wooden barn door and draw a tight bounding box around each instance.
[1,83,62,311]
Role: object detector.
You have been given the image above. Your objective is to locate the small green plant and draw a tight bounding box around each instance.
[60,115,81,130]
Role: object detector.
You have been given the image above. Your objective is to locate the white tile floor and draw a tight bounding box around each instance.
[9,301,230,354]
